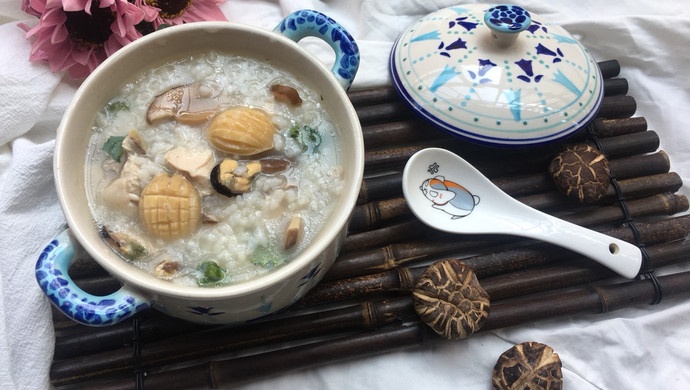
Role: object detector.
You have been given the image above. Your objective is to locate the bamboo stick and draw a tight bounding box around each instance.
[356,93,636,128]
[348,87,401,107]
[71,270,690,390]
[363,128,658,176]
[301,236,690,308]
[331,213,690,282]
[597,59,621,78]
[57,214,690,376]
[361,115,647,151]
[603,78,628,96]
[50,297,417,386]
[50,63,690,389]
[51,222,690,385]
[590,116,647,137]
[349,178,687,232]
[357,149,670,205]
[521,172,683,212]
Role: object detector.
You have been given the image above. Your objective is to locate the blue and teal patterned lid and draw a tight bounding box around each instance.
[389,4,603,147]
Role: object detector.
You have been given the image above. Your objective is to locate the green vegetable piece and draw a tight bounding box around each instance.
[121,240,147,261]
[251,245,285,268]
[104,100,130,117]
[197,261,226,286]
[102,135,126,162]
[288,125,322,153]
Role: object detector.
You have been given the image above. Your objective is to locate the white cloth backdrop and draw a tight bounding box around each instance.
[1,1,689,389]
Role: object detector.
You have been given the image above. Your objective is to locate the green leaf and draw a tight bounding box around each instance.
[102,135,126,162]
[250,245,285,269]
[104,100,129,117]
[197,261,227,286]
[288,125,322,153]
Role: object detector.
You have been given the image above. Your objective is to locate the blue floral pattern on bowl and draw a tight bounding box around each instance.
[275,9,360,90]
[389,4,603,147]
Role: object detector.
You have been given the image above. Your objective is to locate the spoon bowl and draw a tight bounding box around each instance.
[402,148,642,278]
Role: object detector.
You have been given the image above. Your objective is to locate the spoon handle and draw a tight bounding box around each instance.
[513,202,642,278]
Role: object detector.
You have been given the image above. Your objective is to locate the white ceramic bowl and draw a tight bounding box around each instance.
[35,11,363,326]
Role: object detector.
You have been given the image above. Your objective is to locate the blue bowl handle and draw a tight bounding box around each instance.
[35,230,154,326]
[274,10,360,91]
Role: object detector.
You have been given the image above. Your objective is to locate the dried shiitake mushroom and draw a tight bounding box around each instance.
[271,84,302,106]
[492,341,563,390]
[412,260,490,340]
[548,144,610,203]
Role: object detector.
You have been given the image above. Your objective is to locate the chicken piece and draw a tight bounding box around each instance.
[164,147,215,195]
[101,155,147,217]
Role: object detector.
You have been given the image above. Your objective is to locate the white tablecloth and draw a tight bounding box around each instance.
[1,1,689,389]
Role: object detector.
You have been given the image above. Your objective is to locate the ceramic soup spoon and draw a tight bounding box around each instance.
[402,148,642,279]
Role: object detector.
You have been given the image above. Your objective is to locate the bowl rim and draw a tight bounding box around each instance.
[54,21,364,300]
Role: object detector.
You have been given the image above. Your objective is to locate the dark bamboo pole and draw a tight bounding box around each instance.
[357,149,670,204]
[361,114,647,150]
[55,213,690,381]
[72,270,690,390]
[51,228,690,386]
[349,178,687,232]
[300,238,690,308]
[521,172,683,212]
[50,297,417,386]
[363,128,658,176]
[331,213,690,282]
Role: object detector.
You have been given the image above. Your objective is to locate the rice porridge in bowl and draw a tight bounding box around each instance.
[87,52,344,287]
[36,14,362,326]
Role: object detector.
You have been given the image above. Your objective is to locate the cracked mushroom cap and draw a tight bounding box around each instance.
[492,341,563,390]
[549,144,610,203]
[412,260,490,340]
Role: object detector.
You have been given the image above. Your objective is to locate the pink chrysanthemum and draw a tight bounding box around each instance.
[21,0,153,79]
[21,0,44,18]
[143,0,226,28]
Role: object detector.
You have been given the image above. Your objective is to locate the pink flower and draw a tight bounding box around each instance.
[143,0,227,28]
[21,0,45,18]
[21,0,153,79]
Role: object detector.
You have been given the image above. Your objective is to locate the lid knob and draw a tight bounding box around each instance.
[484,5,531,48]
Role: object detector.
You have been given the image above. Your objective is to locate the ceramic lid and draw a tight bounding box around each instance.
[389,4,603,147]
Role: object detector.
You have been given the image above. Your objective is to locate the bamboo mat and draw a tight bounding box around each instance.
[49,60,690,389]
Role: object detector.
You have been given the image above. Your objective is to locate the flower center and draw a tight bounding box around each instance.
[64,1,116,47]
[146,0,193,19]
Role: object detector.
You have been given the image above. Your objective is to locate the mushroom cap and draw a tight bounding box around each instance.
[492,341,563,390]
[412,260,490,340]
[549,144,610,203]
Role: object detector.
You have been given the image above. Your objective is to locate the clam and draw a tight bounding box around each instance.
[146,82,221,125]
[206,107,276,156]
[210,157,291,197]
[139,172,202,239]
[100,227,148,261]
[154,259,182,280]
